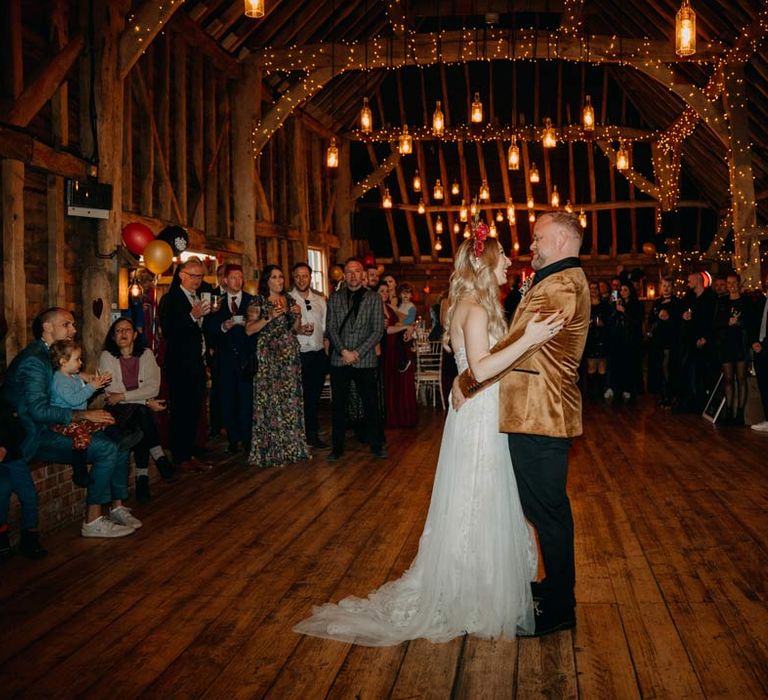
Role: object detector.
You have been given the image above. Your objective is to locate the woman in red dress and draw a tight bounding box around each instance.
[377,282,417,428]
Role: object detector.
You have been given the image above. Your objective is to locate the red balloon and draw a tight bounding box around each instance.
[122,222,155,256]
[362,253,376,268]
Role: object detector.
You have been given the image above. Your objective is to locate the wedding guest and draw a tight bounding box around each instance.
[290,262,329,449]
[326,258,386,461]
[647,278,682,407]
[397,283,417,326]
[748,273,768,432]
[246,265,308,467]
[714,273,750,424]
[208,263,229,439]
[680,272,717,411]
[607,283,644,402]
[2,308,137,538]
[204,264,254,453]
[99,317,175,503]
[365,264,380,289]
[584,281,611,400]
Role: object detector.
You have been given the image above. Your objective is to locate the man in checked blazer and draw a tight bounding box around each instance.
[326,257,386,461]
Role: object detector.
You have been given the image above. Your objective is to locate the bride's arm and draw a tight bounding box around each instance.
[464,304,563,384]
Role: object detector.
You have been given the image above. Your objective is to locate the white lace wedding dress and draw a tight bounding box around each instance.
[293,347,537,646]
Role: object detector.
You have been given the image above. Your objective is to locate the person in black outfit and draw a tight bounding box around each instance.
[647,278,683,406]
[158,257,212,472]
[584,281,612,399]
[713,273,750,424]
[680,272,717,411]
[747,275,768,431]
[607,283,644,402]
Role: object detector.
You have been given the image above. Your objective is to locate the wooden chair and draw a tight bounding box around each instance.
[414,340,445,410]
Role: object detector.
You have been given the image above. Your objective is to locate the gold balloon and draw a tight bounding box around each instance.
[642,241,657,256]
[143,239,174,274]
[243,279,259,296]
[330,265,344,282]
[376,264,385,276]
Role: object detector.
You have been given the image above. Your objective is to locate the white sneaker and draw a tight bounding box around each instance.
[751,421,768,433]
[81,516,135,538]
[622,391,632,402]
[109,506,142,529]
[603,388,614,401]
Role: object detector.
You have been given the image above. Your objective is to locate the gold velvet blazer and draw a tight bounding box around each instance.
[458,267,591,438]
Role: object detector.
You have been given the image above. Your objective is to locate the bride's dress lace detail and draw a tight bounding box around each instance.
[294,344,537,646]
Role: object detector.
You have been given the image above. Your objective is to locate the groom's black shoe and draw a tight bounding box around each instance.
[520,598,576,638]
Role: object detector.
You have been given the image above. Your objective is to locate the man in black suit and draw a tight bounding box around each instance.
[204,264,254,453]
[159,257,212,472]
[749,273,768,432]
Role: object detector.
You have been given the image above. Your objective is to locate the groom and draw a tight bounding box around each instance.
[455,211,590,636]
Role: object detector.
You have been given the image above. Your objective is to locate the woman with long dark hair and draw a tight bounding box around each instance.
[607,283,645,401]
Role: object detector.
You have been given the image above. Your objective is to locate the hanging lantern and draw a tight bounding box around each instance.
[551,186,560,208]
[243,0,265,18]
[435,216,444,234]
[128,273,143,299]
[463,224,471,239]
[479,180,490,201]
[507,201,516,224]
[675,0,696,57]
[496,210,504,222]
[508,141,520,170]
[326,137,339,168]
[453,221,460,234]
[528,211,536,223]
[529,163,540,184]
[432,100,444,136]
[542,118,557,148]
[433,179,444,200]
[382,188,392,208]
[470,201,478,216]
[412,169,422,192]
[616,142,629,171]
[459,200,468,222]
[513,241,520,252]
[435,238,443,252]
[489,222,498,238]
[417,198,426,214]
[398,125,412,155]
[451,180,460,196]
[471,92,483,123]
[527,196,534,209]
[360,97,373,133]
[582,95,595,132]
[565,200,573,213]
[579,209,587,228]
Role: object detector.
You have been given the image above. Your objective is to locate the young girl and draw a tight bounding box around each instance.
[395,283,416,372]
[49,340,112,487]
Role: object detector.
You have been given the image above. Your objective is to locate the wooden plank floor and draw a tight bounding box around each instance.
[1,398,767,699]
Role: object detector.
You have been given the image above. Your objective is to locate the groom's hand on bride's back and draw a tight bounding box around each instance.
[451,378,466,411]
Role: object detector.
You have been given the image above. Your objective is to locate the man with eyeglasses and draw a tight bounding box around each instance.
[159,257,212,472]
[290,262,329,449]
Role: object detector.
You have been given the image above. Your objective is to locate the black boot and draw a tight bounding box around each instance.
[0,530,12,559]
[19,530,48,560]
[155,455,176,480]
[734,408,745,426]
[135,475,151,503]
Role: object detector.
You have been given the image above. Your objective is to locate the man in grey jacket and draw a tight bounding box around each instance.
[326,258,386,461]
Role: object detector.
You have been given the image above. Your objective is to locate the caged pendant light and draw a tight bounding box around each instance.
[675,0,696,57]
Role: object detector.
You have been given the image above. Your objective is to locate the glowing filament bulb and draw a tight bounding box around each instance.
[417,198,425,214]
[529,164,540,184]
[432,100,444,136]
[582,95,595,132]
[412,169,422,192]
[459,201,468,222]
[542,118,557,148]
[616,143,629,171]
[551,186,560,208]
[579,209,587,228]
[508,141,520,170]
[479,180,490,201]
[433,179,444,200]
[471,92,483,123]
[326,137,338,168]
[360,97,372,133]
[451,180,460,196]
[435,216,444,234]
[489,222,497,238]
[398,125,412,155]
[382,188,392,208]
[496,210,504,222]
[435,238,443,252]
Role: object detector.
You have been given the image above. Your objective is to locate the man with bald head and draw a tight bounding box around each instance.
[455,211,590,636]
[3,308,138,539]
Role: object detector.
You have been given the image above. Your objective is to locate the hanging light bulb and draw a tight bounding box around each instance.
[616,142,629,171]
[495,210,504,222]
[542,118,557,148]
[326,137,339,168]
[433,179,444,200]
[479,180,490,201]
[489,222,497,238]
[129,274,143,299]
[527,196,534,209]
[579,209,587,228]
[417,198,426,214]
[551,186,560,208]
[470,201,478,217]
[412,169,422,192]
[471,92,483,123]
[508,140,520,170]
[565,200,573,213]
[382,188,392,209]
[582,95,595,132]
[435,237,443,252]
[528,210,536,223]
[243,0,265,18]
[451,180,460,196]
[453,221,460,234]
[513,241,520,252]
[675,0,696,57]
[529,164,540,184]
[459,200,468,222]
[507,201,516,224]
[432,100,444,136]
[435,216,444,234]
[463,224,471,239]
[398,125,412,155]
[360,97,372,133]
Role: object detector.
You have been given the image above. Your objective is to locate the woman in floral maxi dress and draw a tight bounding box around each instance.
[246,264,309,468]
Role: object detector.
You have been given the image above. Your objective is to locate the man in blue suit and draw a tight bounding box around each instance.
[2,308,138,538]
[204,264,254,453]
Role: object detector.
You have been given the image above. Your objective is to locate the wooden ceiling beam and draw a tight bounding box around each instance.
[359,199,709,213]
[0,125,90,179]
[409,0,565,14]
[346,125,655,141]
[350,146,401,200]
[119,0,184,80]
[169,12,242,79]
[596,140,660,201]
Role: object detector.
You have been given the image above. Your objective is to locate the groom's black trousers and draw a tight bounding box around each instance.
[508,433,575,614]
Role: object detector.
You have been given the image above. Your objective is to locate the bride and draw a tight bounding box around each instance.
[294,226,564,646]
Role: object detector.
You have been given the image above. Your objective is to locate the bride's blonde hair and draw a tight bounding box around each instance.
[442,238,507,350]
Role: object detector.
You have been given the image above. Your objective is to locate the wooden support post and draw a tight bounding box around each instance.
[191,49,204,228]
[587,141,598,255]
[291,119,310,260]
[609,157,617,256]
[232,61,259,277]
[334,139,353,260]
[204,63,218,236]
[158,33,172,221]
[138,47,154,216]
[173,36,188,223]
[2,161,26,360]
